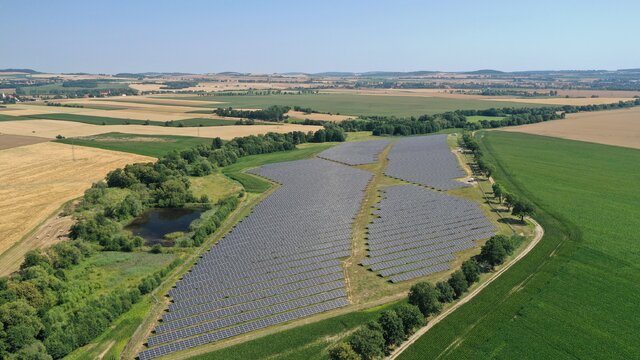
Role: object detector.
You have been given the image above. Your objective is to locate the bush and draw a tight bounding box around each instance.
[150,244,162,254]
[328,342,361,360]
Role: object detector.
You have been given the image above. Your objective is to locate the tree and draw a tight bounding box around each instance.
[435,281,455,303]
[479,235,514,267]
[504,192,518,211]
[329,342,361,360]
[211,137,224,149]
[12,340,52,360]
[461,259,481,285]
[378,310,405,347]
[0,300,43,353]
[512,200,535,221]
[394,304,425,335]
[448,271,469,299]
[492,183,504,203]
[348,325,385,360]
[408,282,442,317]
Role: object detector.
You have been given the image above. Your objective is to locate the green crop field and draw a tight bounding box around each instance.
[159,93,546,117]
[0,112,237,127]
[465,115,506,123]
[55,132,212,157]
[399,132,640,360]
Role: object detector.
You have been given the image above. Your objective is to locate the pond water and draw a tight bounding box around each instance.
[125,208,202,246]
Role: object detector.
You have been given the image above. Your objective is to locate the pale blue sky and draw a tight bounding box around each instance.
[1,0,638,74]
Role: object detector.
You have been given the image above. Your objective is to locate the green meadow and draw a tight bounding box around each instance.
[399,132,640,359]
[161,93,545,117]
[55,132,212,158]
[0,112,237,127]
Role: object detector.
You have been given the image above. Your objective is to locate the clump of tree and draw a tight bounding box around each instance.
[214,105,291,122]
[159,81,198,89]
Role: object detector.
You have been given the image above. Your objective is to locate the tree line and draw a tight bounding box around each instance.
[329,234,521,360]
[213,105,291,122]
[460,132,535,221]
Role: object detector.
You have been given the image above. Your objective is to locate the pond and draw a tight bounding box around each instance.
[125,208,202,246]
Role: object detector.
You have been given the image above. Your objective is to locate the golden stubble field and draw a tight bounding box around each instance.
[0,119,322,139]
[501,107,640,149]
[0,142,153,266]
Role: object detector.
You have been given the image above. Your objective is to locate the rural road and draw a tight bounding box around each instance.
[386,217,544,360]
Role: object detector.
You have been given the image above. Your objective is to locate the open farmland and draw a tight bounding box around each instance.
[399,131,640,360]
[0,119,322,139]
[0,142,152,271]
[161,93,549,117]
[481,96,637,105]
[501,106,640,149]
[0,133,49,149]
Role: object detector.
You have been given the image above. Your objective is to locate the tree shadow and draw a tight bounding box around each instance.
[498,217,525,225]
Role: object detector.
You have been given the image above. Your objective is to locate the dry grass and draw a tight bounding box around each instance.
[0,119,322,139]
[0,142,152,260]
[501,107,640,149]
[0,134,49,149]
[286,110,355,122]
[129,82,315,92]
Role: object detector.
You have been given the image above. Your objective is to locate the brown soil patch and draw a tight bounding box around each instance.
[286,110,356,122]
[0,142,153,259]
[0,119,322,140]
[501,107,640,149]
[0,134,50,149]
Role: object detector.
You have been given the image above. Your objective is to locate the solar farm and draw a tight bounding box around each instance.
[385,135,470,190]
[139,136,497,359]
[362,185,495,282]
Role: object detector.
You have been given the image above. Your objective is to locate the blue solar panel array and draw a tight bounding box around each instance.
[362,185,495,283]
[138,158,372,359]
[318,139,390,165]
[385,135,469,190]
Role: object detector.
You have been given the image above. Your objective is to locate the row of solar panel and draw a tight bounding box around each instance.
[317,139,390,165]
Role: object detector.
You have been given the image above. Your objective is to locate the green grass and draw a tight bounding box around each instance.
[160,93,547,117]
[56,132,212,158]
[221,143,336,192]
[190,172,243,202]
[188,301,403,360]
[399,132,640,360]
[0,112,237,127]
[17,82,129,95]
[466,115,506,123]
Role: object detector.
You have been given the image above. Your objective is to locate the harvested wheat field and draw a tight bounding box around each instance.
[0,142,152,262]
[501,107,640,149]
[0,119,322,139]
[0,134,50,149]
[286,110,356,122]
[481,97,635,106]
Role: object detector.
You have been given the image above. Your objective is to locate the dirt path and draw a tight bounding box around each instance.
[387,217,544,360]
[0,211,73,277]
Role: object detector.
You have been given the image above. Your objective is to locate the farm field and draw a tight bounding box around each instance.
[56,132,213,158]
[0,112,237,126]
[399,131,640,359]
[501,106,640,149]
[0,119,322,139]
[482,96,637,105]
[0,142,152,266]
[160,93,549,117]
[0,133,49,149]
[286,110,356,122]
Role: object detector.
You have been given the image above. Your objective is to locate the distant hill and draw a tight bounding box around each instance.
[0,68,40,74]
[463,69,505,75]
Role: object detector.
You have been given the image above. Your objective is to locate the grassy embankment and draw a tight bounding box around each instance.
[399,131,640,359]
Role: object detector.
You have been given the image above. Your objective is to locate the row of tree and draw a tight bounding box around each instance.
[329,234,519,360]
[213,105,291,122]
[460,132,535,221]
